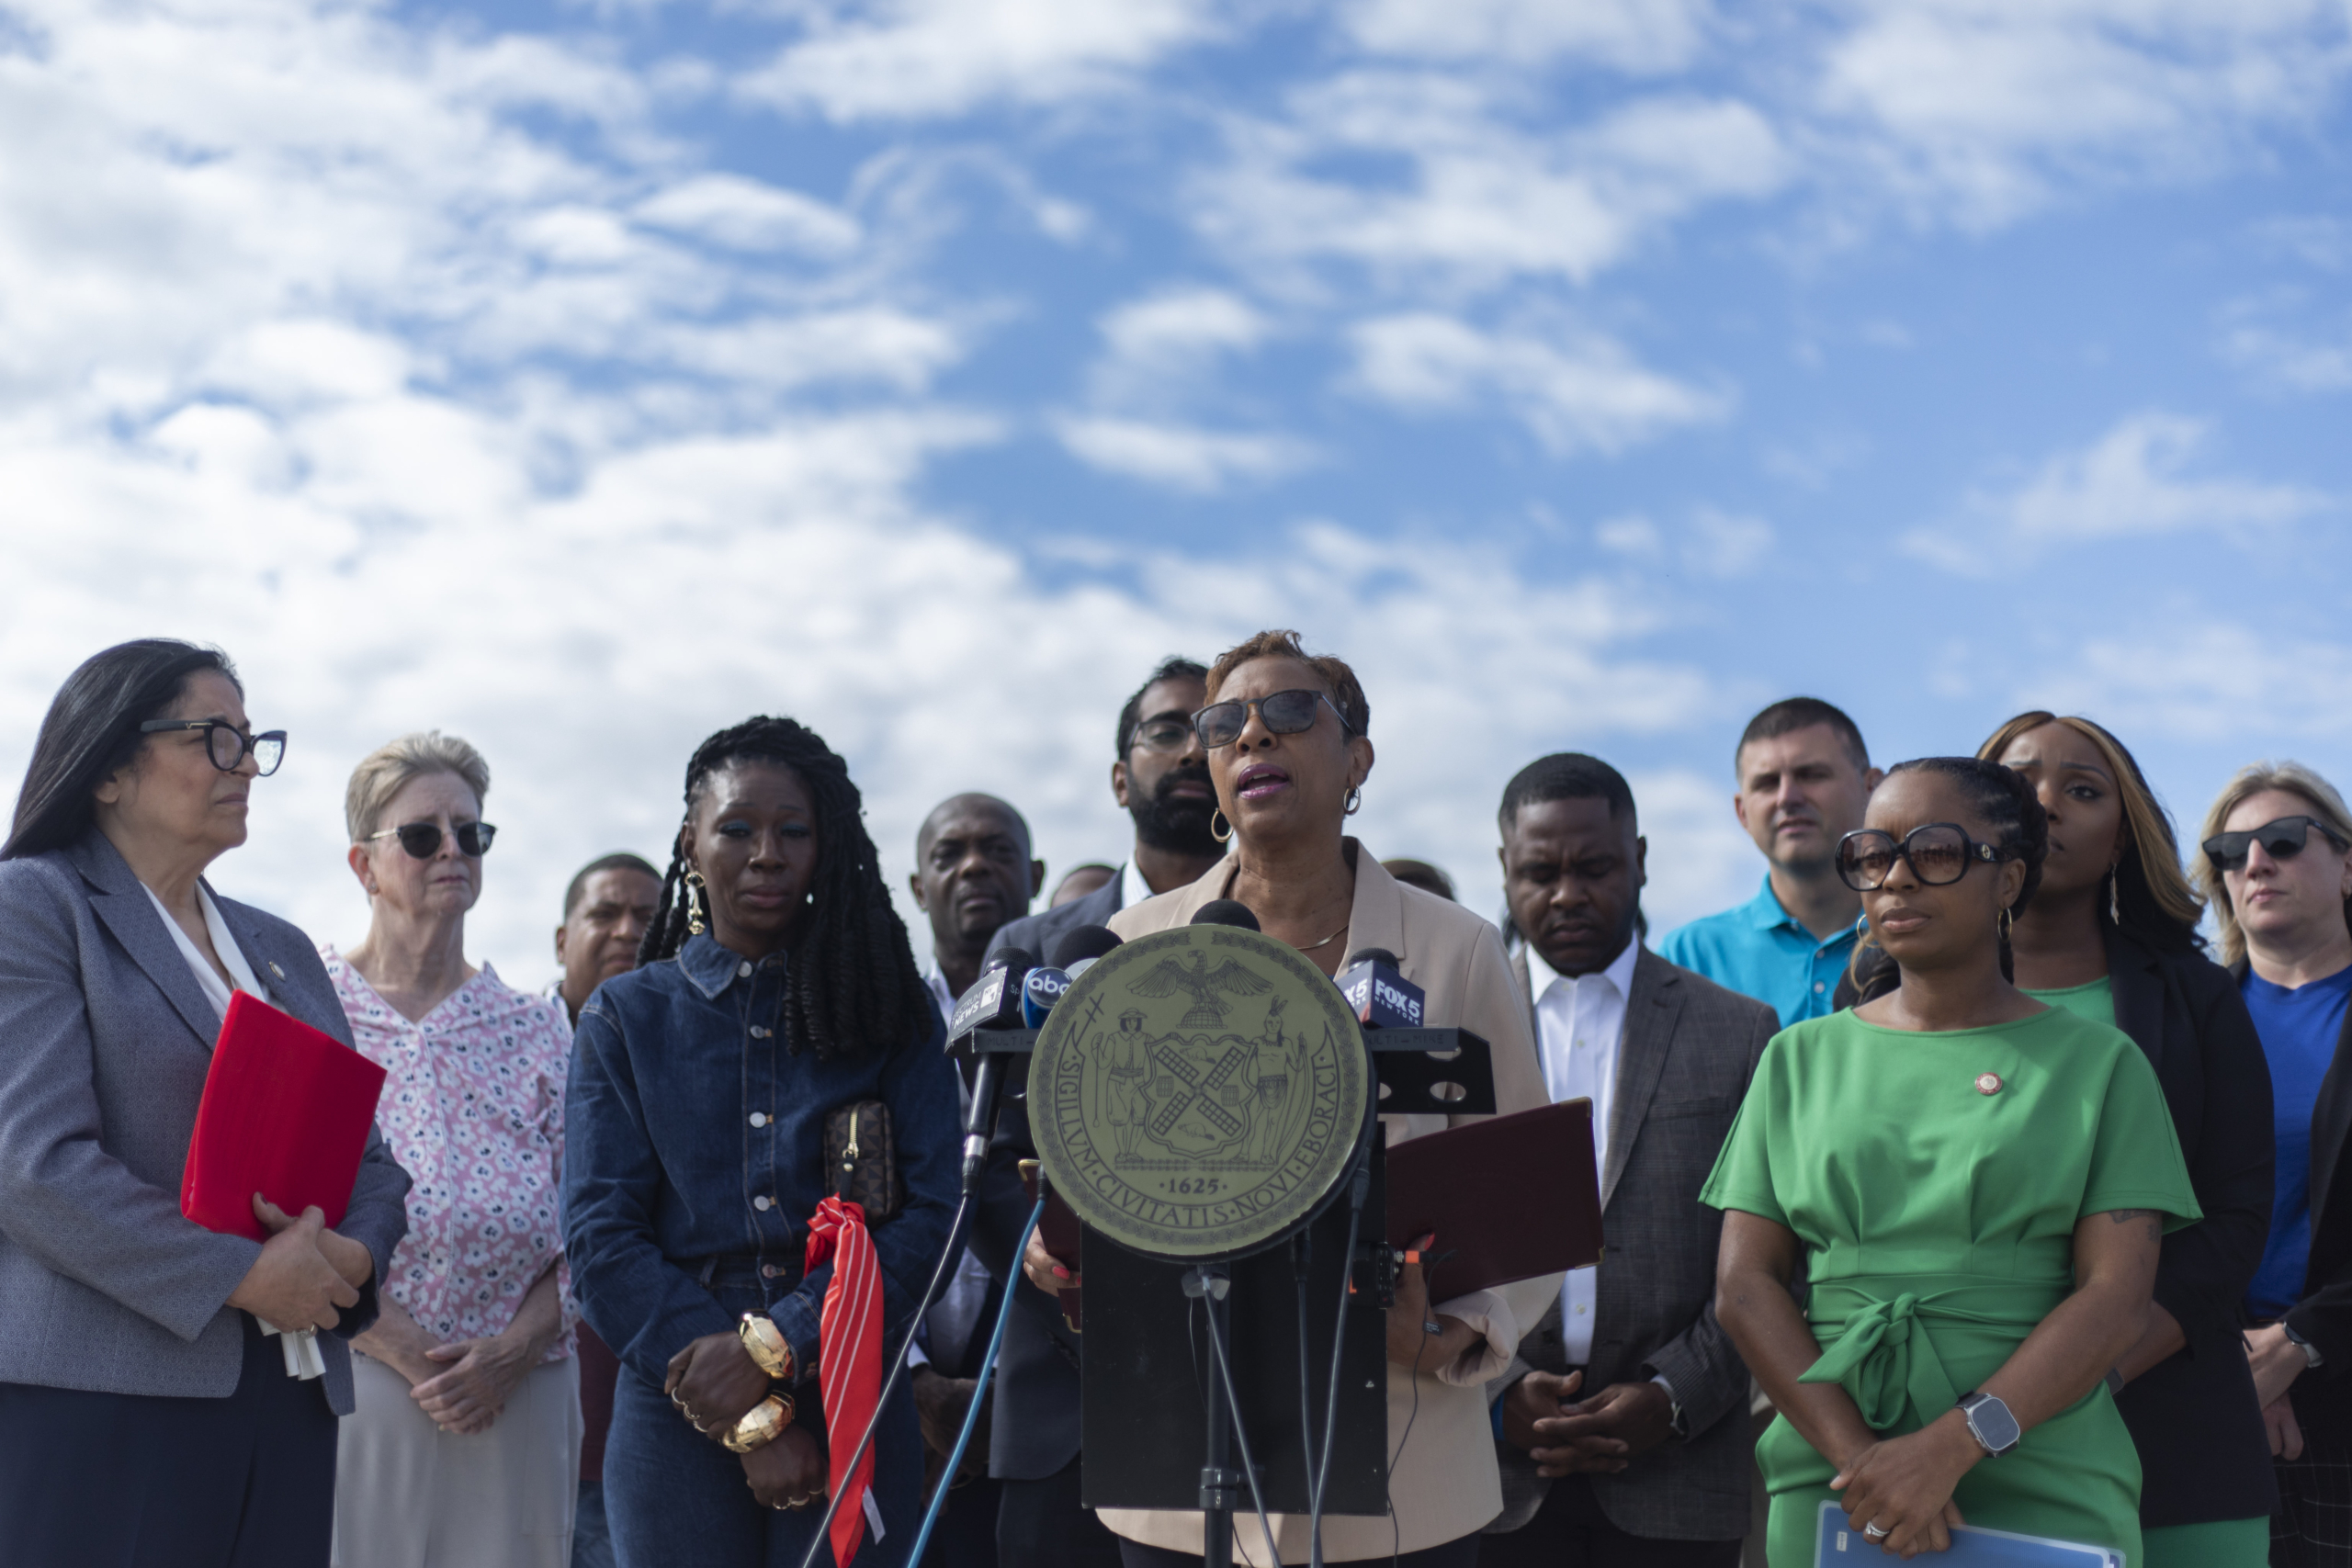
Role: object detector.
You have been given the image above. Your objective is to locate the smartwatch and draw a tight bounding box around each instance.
[1956,1392,2020,1457]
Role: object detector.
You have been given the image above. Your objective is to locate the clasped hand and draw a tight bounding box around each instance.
[1502,1371,1674,1476]
[1829,1414,1978,1558]
[666,1334,831,1509]
[225,1193,369,1332]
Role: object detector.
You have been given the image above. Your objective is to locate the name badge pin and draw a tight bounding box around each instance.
[1975,1073,2003,1096]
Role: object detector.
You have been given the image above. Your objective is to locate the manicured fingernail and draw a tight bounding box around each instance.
[1052,1266,1069,1280]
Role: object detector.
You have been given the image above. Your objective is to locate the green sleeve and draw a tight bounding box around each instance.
[2080,1032,2203,1231]
[1700,1042,1787,1226]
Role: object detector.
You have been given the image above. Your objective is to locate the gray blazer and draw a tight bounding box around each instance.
[0,831,410,1415]
[1486,944,1775,1542]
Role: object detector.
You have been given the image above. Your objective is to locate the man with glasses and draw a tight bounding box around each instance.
[975,656,1220,1568]
[1660,698,1882,1028]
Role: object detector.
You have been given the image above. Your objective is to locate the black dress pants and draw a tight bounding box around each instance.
[997,1454,1124,1568]
[1478,1476,1742,1568]
[0,1314,338,1568]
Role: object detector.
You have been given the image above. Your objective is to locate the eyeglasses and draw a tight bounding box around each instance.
[367,820,498,859]
[1128,716,1198,755]
[1836,823,2007,892]
[2202,815,2350,872]
[138,719,287,777]
[1192,689,1351,750]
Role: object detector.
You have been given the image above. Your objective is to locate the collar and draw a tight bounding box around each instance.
[1117,861,1150,916]
[1526,934,1640,1004]
[1148,840,1406,969]
[1745,874,1803,931]
[678,931,784,999]
[923,961,956,1025]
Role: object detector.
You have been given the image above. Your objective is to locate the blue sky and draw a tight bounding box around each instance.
[3,0,2348,984]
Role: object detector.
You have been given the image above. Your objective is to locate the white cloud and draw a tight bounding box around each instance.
[737,0,1221,122]
[1087,287,1274,407]
[1344,0,1709,73]
[1053,415,1315,491]
[2219,292,2352,393]
[2025,622,2352,744]
[1685,507,1774,578]
[632,175,863,255]
[1348,312,1728,455]
[1912,412,2335,570]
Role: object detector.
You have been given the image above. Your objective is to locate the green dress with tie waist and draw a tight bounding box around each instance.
[1700,1005,2201,1567]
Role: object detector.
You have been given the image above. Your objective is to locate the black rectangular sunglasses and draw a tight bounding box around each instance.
[1192,688,1351,749]
[367,820,497,859]
[2202,815,2348,871]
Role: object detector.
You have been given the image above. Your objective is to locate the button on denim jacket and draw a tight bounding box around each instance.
[563,932,961,1388]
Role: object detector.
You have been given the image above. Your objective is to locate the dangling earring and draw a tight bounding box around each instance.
[1211,809,1233,845]
[2107,869,2122,927]
[684,869,708,936]
[1344,786,1363,817]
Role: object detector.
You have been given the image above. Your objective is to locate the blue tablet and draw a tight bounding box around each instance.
[1815,1502,2124,1567]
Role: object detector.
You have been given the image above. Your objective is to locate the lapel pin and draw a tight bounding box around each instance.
[268,962,285,979]
[1975,1073,2003,1096]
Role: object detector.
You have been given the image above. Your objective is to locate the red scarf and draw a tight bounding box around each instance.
[805,1195,881,1567]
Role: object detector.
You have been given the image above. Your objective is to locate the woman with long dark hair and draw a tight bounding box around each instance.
[1975,712,2276,1566]
[0,638,412,1567]
[1709,757,2199,1564]
[563,716,959,1567]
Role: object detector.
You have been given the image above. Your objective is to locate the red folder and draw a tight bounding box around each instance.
[1383,1098,1603,1305]
[181,991,388,1242]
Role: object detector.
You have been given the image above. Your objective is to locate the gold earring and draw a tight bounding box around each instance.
[2108,869,2122,927]
[1997,905,2014,943]
[1344,786,1363,817]
[1210,809,1232,844]
[685,869,708,936]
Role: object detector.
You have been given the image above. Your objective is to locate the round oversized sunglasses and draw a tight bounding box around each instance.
[1192,689,1351,750]
[367,820,498,859]
[1837,822,2008,892]
[139,719,287,777]
[2202,815,2350,872]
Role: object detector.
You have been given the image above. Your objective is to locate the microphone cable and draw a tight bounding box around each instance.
[1199,1271,1285,1568]
[1308,1159,1373,1568]
[904,1197,1044,1563]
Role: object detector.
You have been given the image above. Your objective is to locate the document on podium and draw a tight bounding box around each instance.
[1382,1097,1601,1304]
[1815,1502,2122,1566]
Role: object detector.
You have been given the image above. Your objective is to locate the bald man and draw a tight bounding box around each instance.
[910,793,1046,1016]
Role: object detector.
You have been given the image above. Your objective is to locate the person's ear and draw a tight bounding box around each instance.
[908,870,931,912]
[2000,859,2027,909]
[93,765,129,807]
[1732,792,1752,833]
[346,841,377,897]
[1348,735,1374,789]
[1030,859,1046,899]
[555,925,570,963]
[1634,834,1649,891]
[1862,767,1884,792]
[1111,759,1131,811]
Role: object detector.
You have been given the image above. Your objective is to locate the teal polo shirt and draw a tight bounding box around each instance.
[1657,874,1861,1027]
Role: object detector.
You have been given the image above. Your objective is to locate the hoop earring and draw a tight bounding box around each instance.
[1344,786,1363,817]
[1211,809,1233,845]
[1997,905,2014,943]
[685,869,708,936]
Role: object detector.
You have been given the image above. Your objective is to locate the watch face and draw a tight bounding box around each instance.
[1967,1394,2022,1453]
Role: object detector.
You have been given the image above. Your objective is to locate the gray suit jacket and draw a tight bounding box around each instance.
[0,832,410,1415]
[973,873,1123,1478]
[1486,944,1775,1542]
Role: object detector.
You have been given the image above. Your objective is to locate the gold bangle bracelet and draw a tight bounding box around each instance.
[740,1314,794,1382]
[721,1393,794,1454]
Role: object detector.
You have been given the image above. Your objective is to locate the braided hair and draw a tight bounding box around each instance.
[1841,756,2050,1008]
[639,716,933,1062]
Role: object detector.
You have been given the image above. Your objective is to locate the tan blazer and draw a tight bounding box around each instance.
[1098,844,1560,1562]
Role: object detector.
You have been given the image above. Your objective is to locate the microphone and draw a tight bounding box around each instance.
[1192,899,1261,931]
[1337,946,1424,1030]
[948,947,1037,1043]
[1021,965,1071,1028]
[1048,924,1122,979]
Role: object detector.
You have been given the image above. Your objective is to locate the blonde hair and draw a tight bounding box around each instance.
[1976,712,2204,949]
[2195,761,2352,968]
[345,731,491,842]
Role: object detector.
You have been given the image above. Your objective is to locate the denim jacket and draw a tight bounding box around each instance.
[563,931,961,1389]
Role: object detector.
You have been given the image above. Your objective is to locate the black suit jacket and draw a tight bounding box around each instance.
[2267,959,2352,1412]
[2105,929,2277,1527]
[971,874,1125,1481]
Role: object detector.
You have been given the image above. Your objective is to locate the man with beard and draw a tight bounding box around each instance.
[974,656,1221,1568]
[1482,755,1776,1568]
[1657,698,1881,1028]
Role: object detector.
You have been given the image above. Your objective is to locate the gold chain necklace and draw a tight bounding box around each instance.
[1295,920,1351,953]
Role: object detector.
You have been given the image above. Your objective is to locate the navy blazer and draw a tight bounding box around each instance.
[0,832,410,1415]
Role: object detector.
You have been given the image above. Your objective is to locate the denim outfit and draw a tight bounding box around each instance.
[564,932,962,1567]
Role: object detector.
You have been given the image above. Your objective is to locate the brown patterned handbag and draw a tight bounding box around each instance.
[823,1100,901,1223]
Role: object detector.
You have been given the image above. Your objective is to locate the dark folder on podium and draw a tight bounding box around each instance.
[181,992,388,1243]
[1383,1097,1601,1303]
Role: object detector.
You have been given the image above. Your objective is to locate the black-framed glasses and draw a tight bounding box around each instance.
[1836,823,2007,892]
[367,820,497,859]
[1128,716,1198,755]
[2202,815,2350,872]
[139,719,287,777]
[1193,689,1351,750]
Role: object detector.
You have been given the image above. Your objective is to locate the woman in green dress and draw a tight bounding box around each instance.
[1706,757,2201,1563]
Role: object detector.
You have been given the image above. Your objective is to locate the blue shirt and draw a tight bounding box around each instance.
[564,931,962,1389]
[2244,963,2352,1318]
[1657,874,1860,1027]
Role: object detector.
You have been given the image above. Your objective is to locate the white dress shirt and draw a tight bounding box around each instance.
[1526,937,1639,1366]
[141,881,269,1020]
[1117,861,1151,917]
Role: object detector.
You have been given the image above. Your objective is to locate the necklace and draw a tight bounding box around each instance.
[1295,920,1351,953]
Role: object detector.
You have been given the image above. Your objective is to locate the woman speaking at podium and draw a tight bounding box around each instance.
[1080,629,1558,1567]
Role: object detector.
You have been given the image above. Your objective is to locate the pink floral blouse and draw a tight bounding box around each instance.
[322,950,577,1361]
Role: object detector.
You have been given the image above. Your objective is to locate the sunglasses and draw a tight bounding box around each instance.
[139,719,287,777]
[367,820,498,859]
[2202,815,2350,872]
[1837,822,2007,892]
[1192,689,1351,750]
